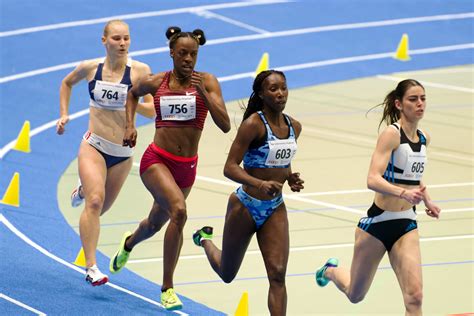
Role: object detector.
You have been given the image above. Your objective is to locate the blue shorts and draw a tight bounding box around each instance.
[235,186,284,230]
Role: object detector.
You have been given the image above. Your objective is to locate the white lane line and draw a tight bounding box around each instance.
[132,163,363,214]
[128,233,474,264]
[192,9,270,34]
[0,214,188,315]
[2,10,474,83]
[1,43,472,159]
[0,0,288,37]
[378,75,474,93]
[302,126,473,163]
[292,182,474,197]
[0,293,46,315]
[0,108,89,159]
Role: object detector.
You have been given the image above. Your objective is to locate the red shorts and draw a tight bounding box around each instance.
[140,143,198,188]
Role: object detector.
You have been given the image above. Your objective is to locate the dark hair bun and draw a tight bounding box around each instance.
[192,29,206,45]
[166,26,181,39]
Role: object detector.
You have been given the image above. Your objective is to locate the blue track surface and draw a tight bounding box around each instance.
[1,0,472,314]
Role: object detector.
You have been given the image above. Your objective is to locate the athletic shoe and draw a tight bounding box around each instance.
[109,231,132,274]
[85,265,109,286]
[71,181,84,208]
[192,226,213,247]
[315,258,339,287]
[161,288,183,311]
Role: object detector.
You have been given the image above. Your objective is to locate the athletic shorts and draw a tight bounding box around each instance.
[140,143,198,189]
[358,203,417,252]
[235,186,284,230]
[83,131,131,168]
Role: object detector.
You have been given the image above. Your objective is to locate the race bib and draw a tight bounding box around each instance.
[403,153,426,180]
[160,95,196,121]
[265,139,297,166]
[93,80,128,108]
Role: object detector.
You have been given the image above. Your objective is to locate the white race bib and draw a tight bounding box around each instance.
[160,95,196,121]
[403,153,426,180]
[93,80,128,108]
[265,139,297,166]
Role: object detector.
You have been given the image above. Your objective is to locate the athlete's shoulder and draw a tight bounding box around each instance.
[286,114,302,136]
[78,58,101,71]
[131,59,151,72]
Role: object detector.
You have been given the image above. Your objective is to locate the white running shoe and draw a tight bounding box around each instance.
[71,180,84,208]
[85,265,108,286]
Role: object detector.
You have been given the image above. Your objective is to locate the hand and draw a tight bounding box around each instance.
[123,126,137,148]
[424,200,441,219]
[288,172,304,192]
[56,115,69,135]
[400,186,426,205]
[191,72,206,95]
[258,180,283,197]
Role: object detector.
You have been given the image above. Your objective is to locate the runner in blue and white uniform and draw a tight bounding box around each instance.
[56,20,154,286]
[315,79,441,316]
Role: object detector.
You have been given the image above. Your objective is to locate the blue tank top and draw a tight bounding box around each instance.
[88,58,132,111]
[243,111,297,169]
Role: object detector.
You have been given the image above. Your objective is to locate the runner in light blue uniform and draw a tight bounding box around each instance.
[192,70,304,315]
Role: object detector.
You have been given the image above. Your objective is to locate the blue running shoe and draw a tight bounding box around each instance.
[315,258,339,287]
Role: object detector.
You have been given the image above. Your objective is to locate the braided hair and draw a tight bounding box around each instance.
[242,70,286,121]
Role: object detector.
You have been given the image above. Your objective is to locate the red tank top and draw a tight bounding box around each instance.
[154,71,208,130]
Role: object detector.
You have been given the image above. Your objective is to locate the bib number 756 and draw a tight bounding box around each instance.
[169,104,188,114]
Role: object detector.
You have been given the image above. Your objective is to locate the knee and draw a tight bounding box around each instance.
[85,194,104,214]
[221,272,237,284]
[347,292,365,304]
[169,205,187,227]
[267,264,286,287]
[405,289,423,309]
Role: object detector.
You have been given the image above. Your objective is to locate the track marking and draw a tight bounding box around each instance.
[378,74,474,93]
[0,214,188,315]
[0,293,46,315]
[1,43,472,159]
[128,234,474,264]
[192,9,270,34]
[0,0,288,37]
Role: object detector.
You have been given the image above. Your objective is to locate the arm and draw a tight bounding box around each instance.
[133,62,156,119]
[192,72,230,133]
[367,126,425,204]
[223,116,282,196]
[123,73,160,147]
[56,60,93,134]
[287,117,304,192]
[419,132,441,218]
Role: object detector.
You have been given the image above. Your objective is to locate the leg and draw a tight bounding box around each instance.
[201,193,256,283]
[100,157,133,215]
[125,201,170,250]
[140,163,191,291]
[388,230,423,316]
[77,142,107,268]
[325,228,386,303]
[256,204,289,316]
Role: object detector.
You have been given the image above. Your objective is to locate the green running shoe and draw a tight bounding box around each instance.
[192,226,213,247]
[315,258,339,287]
[109,231,132,274]
[161,288,183,311]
